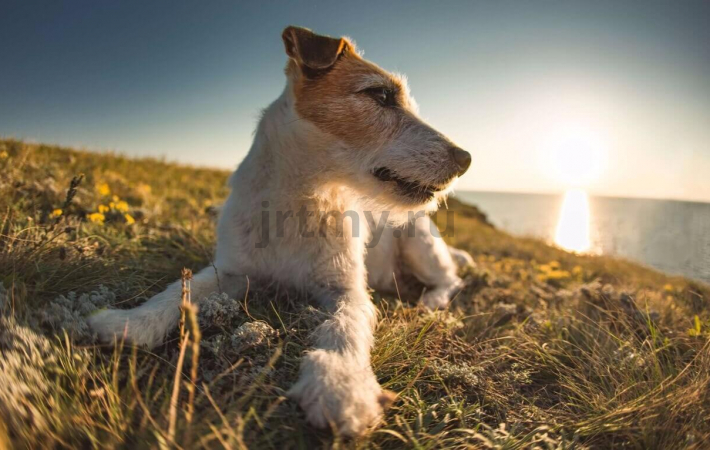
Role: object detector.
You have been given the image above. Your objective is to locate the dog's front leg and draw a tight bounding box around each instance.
[288,285,394,436]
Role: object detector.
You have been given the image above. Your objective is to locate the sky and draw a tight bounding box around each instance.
[1,1,709,202]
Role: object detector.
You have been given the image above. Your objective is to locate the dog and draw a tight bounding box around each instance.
[89,26,473,436]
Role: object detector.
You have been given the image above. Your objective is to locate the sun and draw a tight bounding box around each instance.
[542,124,607,188]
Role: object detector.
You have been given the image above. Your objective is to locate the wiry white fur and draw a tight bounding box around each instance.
[89,47,473,436]
[365,217,470,309]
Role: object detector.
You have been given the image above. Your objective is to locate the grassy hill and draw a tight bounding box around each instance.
[1,138,709,449]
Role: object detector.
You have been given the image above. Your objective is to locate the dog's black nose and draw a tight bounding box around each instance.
[450,147,471,176]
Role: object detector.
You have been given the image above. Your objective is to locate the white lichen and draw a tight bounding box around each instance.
[39,285,115,342]
[0,316,56,436]
[197,292,241,329]
[231,321,277,347]
[200,320,277,360]
[494,302,518,316]
[430,359,482,387]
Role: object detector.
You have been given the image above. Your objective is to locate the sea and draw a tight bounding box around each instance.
[456,190,710,285]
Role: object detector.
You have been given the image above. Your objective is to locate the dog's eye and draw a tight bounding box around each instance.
[363,87,396,107]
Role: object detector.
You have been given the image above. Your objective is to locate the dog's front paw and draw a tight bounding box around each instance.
[421,288,452,310]
[87,308,165,349]
[449,246,475,270]
[288,349,395,436]
[420,276,465,310]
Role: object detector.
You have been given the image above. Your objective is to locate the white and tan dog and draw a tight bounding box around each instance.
[89,26,473,436]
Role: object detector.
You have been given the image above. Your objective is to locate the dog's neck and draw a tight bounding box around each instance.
[231,83,357,215]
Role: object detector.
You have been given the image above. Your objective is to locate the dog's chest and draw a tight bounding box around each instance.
[364,226,400,292]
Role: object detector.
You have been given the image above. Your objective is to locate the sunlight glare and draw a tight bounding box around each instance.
[543,125,606,188]
[555,189,591,253]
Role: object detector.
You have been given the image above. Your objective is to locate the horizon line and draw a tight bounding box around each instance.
[456,188,710,206]
[3,135,709,206]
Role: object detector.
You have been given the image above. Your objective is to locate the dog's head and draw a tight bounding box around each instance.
[282,26,471,213]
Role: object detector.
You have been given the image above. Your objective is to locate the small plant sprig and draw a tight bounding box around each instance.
[62,174,84,212]
[168,268,202,446]
[48,174,84,224]
[29,174,84,255]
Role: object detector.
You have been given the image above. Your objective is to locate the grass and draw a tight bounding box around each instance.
[1,138,710,449]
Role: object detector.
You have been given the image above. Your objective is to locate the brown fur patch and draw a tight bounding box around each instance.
[291,48,417,149]
[282,26,347,71]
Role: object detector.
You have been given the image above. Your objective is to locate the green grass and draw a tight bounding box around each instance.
[1,138,709,449]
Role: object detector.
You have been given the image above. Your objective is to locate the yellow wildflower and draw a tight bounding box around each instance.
[115,200,129,213]
[124,213,135,225]
[663,283,674,293]
[536,263,571,284]
[112,195,119,202]
[98,204,109,214]
[51,208,62,217]
[546,270,571,280]
[88,212,105,224]
[572,266,584,280]
[689,315,703,337]
[0,150,8,159]
[538,264,552,273]
[96,182,110,196]
[137,183,151,196]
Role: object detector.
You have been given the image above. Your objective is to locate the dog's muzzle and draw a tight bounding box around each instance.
[449,147,472,177]
[372,147,471,202]
[372,167,442,202]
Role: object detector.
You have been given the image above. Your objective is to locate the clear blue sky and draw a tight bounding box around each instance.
[2,1,709,201]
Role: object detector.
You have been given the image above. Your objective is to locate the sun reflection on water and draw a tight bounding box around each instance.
[555,189,591,253]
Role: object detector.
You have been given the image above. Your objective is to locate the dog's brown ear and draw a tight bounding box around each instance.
[282,26,347,71]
